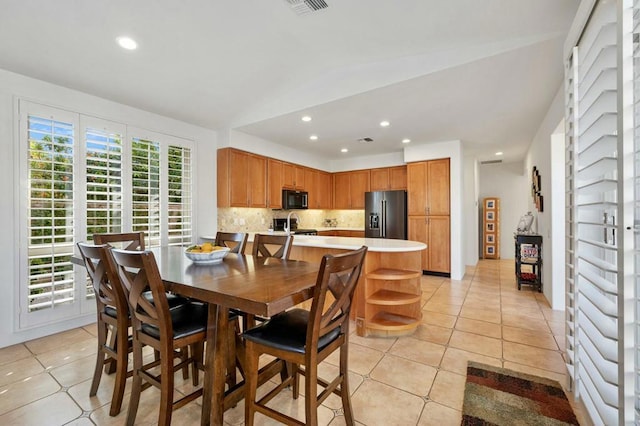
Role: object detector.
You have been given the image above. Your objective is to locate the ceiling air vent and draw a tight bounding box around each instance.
[480,159,503,165]
[358,137,374,143]
[285,0,329,15]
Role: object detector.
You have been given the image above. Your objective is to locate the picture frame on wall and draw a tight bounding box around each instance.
[486,223,494,232]
[486,211,494,221]
[486,199,495,209]
[486,234,494,243]
[486,246,495,255]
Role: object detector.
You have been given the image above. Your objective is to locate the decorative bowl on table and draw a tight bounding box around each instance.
[184,243,230,264]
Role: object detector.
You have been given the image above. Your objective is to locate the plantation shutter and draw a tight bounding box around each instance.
[167,145,193,246]
[565,0,636,424]
[131,137,161,248]
[634,0,640,422]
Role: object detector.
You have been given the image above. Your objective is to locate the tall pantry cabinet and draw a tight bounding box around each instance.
[407,159,450,274]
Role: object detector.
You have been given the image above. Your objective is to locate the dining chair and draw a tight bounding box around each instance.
[93,231,190,374]
[77,242,131,416]
[109,248,207,426]
[214,231,248,254]
[252,233,293,259]
[242,246,368,426]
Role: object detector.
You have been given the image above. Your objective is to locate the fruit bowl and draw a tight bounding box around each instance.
[184,245,230,264]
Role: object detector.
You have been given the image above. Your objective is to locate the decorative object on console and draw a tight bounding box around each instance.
[516,211,535,234]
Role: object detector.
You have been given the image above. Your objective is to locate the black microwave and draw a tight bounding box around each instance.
[282,189,308,210]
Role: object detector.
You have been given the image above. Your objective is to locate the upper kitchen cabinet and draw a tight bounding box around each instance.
[217,148,267,208]
[267,159,284,209]
[370,166,407,191]
[407,159,450,216]
[333,170,370,209]
[282,162,305,190]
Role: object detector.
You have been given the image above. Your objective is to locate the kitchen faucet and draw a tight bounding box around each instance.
[285,211,300,235]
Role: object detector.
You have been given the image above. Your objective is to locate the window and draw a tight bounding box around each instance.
[19,101,194,328]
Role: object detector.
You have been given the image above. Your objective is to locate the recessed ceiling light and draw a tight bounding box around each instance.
[301,116,312,122]
[341,148,348,153]
[402,138,411,144]
[380,121,390,127]
[116,36,138,50]
[309,135,318,141]
[495,151,503,156]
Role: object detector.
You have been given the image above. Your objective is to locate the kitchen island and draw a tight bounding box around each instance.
[203,233,426,337]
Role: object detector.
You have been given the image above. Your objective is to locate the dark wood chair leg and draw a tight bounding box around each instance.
[305,362,318,425]
[244,341,260,426]
[109,320,130,416]
[126,339,143,426]
[158,346,174,426]
[90,319,107,396]
[340,345,355,426]
[191,342,204,386]
[105,325,118,374]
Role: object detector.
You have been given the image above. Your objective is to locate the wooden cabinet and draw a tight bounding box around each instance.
[318,230,365,237]
[217,148,266,208]
[333,170,370,209]
[283,162,305,189]
[408,216,450,274]
[370,166,407,191]
[317,171,332,209]
[267,159,284,209]
[407,159,450,216]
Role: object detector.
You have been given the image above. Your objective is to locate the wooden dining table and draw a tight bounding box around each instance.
[148,246,320,426]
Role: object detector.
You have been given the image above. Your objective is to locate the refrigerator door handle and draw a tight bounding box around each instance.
[381,199,386,238]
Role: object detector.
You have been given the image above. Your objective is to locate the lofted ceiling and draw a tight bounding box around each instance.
[0,0,579,163]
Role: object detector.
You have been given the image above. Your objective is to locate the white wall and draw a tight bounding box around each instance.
[0,68,217,347]
[404,140,464,280]
[478,161,529,259]
[524,86,565,309]
[463,155,479,267]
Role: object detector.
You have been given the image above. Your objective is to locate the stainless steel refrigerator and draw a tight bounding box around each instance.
[365,190,407,239]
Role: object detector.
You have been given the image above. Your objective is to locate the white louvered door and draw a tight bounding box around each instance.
[565,0,636,424]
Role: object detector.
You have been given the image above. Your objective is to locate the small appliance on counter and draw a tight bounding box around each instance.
[364,190,407,239]
[272,218,317,235]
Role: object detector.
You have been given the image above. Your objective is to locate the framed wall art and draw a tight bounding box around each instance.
[482,197,500,259]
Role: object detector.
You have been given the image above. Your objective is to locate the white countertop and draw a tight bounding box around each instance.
[202,233,426,253]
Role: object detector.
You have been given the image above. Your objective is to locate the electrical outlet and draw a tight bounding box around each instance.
[233,218,238,225]
[239,218,246,225]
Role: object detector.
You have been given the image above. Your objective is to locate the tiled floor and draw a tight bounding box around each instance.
[0,260,588,425]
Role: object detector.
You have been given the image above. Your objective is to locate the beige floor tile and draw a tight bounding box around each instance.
[0,356,45,387]
[448,330,502,358]
[502,361,567,385]
[389,337,445,367]
[421,311,457,329]
[65,417,95,425]
[325,342,383,376]
[369,354,437,396]
[417,401,462,426]
[0,372,60,415]
[427,370,466,410]
[24,329,94,355]
[501,313,550,332]
[502,325,558,350]
[35,338,97,370]
[422,301,462,316]
[67,376,132,412]
[439,347,502,376]
[0,344,32,367]
[412,323,452,345]
[458,306,501,324]
[82,323,98,337]
[503,341,566,373]
[548,320,566,336]
[0,392,82,425]
[455,317,502,339]
[352,380,424,426]
[256,386,336,425]
[295,362,364,410]
[348,333,396,352]
[49,353,97,387]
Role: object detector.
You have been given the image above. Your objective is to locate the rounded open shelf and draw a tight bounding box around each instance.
[367,290,421,306]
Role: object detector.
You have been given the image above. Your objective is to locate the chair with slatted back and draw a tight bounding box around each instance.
[93,231,145,250]
[214,231,248,254]
[109,248,207,426]
[78,242,131,416]
[252,233,293,259]
[243,246,367,426]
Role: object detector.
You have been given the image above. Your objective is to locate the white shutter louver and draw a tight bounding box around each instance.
[131,138,161,248]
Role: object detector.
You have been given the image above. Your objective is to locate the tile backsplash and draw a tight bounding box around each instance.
[217,208,364,232]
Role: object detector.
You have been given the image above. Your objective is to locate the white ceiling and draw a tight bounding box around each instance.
[0,0,579,163]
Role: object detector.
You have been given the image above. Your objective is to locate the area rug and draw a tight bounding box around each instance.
[461,361,579,425]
